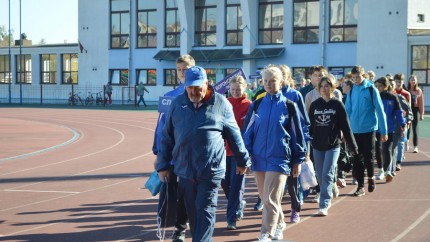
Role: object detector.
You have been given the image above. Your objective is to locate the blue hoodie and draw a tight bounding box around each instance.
[345,79,387,135]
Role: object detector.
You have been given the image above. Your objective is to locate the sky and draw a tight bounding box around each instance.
[0,0,78,44]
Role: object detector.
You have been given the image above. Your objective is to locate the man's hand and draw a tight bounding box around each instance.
[236,166,248,175]
[292,163,301,178]
[380,134,388,142]
[158,170,170,183]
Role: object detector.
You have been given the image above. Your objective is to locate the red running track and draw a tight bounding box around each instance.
[0,108,429,242]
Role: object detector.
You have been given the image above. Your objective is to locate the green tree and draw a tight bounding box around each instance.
[0,25,14,46]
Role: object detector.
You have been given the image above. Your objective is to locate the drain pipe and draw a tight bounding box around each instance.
[321,0,326,66]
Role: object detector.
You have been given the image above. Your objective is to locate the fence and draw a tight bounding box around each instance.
[0,84,140,106]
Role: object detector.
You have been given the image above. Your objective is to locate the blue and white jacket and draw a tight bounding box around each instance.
[156,87,250,181]
[242,92,306,175]
[345,79,388,135]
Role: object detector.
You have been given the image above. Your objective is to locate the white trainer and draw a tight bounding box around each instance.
[272,222,286,240]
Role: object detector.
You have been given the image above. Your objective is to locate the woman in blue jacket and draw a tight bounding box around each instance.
[243,66,306,242]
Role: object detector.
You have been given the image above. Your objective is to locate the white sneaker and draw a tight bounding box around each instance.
[413,147,419,153]
[376,169,385,180]
[318,208,328,216]
[272,222,286,240]
[258,233,272,242]
[312,193,320,203]
[333,184,339,198]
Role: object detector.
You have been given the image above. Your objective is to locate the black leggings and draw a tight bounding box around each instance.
[407,107,420,147]
[352,132,376,188]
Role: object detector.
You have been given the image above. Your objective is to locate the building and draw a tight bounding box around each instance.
[1,0,430,109]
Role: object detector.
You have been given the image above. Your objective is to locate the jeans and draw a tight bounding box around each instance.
[178,177,221,242]
[221,156,246,223]
[137,95,147,106]
[313,147,340,209]
[353,132,376,188]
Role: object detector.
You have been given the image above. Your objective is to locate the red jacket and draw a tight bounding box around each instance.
[226,95,251,156]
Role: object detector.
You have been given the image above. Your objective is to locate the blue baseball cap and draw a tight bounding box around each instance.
[185,66,207,87]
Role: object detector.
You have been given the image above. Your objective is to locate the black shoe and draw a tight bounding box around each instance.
[353,187,365,197]
[368,178,375,192]
[172,230,185,242]
[396,163,401,171]
[254,197,263,211]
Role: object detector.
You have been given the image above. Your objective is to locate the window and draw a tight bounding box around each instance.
[259,0,284,45]
[205,68,216,83]
[137,0,157,48]
[226,0,243,46]
[418,14,425,23]
[16,54,32,84]
[328,66,352,78]
[165,0,180,47]
[411,45,430,85]
[329,0,358,42]
[195,0,217,46]
[111,0,130,48]
[292,67,311,81]
[137,69,157,86]
[110,69,129,85]
[62,53,78,84]
[41,54,57,84]
[225,68,237,76]
[164,69,178,86]
[293,0,319,43]
[0,55,11,84]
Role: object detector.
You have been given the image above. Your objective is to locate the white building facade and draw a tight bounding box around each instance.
[1,0,430,108]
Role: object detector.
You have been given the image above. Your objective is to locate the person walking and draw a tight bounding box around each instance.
[156,66,250,242]
[222,75,251,230]
[136,81,149,107]
[407,75,425,153]
[345,65,388,197]
[104,81,113,105]
[309,75,358,216]
[243,66,306,241]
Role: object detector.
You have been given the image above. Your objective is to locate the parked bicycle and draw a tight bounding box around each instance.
[85,92,95,105]
[95,91,103,105]
[68,92,84,105]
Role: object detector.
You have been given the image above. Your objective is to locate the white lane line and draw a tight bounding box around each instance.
[391,207,430,242]
[0,126,80,163]
[0,121,126,178]
[0,151,153,212]
[4,189,80,194]
[3,182,150,236]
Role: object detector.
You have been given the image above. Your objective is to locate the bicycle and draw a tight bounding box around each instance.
[69,92,84,105]
[95,91,103,105]
[85,92,95,105]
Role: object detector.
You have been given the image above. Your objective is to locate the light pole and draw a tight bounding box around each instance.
[8,0,11,103]
[19,0,22,104]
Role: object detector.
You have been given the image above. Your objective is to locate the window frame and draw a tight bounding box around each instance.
[110,0,130,49]
[110,69,129,86]
[225,0,243,46]
[165,0,180,47]
[195,1,217,46]
[258,0,284,45]
[411,45,430,85]
[329,0,358,43]
[0,55,11,84]
[137,2,157,48]
[292,0,320,44]
[62,53,78,84]
[15,54,32,84]
[40,54,57,84]
[136,69,157,86]
[164,68,179,86]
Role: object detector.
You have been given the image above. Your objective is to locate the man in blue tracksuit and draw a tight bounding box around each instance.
[345,65,387,197]
[156,66,250,242]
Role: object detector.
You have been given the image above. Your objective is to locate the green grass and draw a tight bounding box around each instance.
[419,118,430,139]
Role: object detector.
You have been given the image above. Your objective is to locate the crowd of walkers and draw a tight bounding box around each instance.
[153,54,426,242]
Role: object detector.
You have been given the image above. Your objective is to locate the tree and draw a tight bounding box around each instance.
[0,25,14,46]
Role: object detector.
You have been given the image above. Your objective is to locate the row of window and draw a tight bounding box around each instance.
[110,0,358,49]
[0,54,78,84]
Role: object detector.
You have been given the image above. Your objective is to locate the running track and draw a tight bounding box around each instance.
[0,108,429,242]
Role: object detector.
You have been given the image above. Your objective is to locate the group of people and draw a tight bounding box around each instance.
[152,54,426,242]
